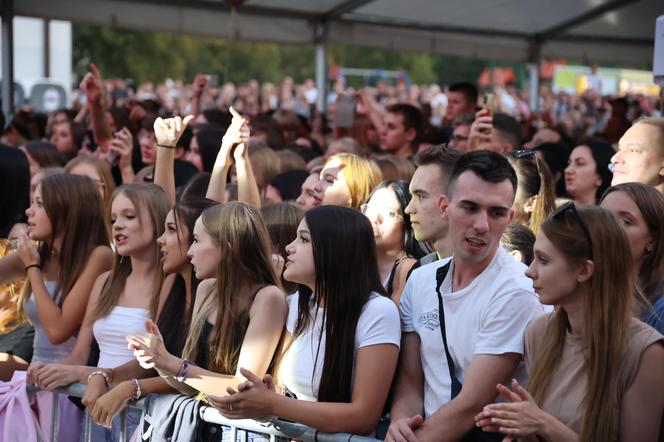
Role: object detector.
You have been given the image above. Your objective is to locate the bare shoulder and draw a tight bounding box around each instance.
[89,245,115,266]
[396,258,417,279]
[196,278,216,296]
[252,285,287,311]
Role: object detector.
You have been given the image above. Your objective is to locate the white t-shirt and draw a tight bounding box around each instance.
[400,247,544,418]
[280,292,401,401]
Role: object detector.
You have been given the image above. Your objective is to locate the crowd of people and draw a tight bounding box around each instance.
[0,61,662,442]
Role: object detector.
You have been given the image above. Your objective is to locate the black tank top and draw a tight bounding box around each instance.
[196,320,213,369]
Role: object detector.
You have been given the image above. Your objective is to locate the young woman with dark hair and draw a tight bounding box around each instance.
[261,202,305,294]
[0,174,112,440]
[361,180,429,302]
[20,140,66,177]
[564,140,614,205]
[0,174,112,372]
[213,205,401,436]
[50,120,86,159]
[32,183,171,440]
[476,204,663,441]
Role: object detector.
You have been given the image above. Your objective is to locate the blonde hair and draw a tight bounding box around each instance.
[528,206,635,441]
[65,156,116,206]
[181,202,281,373]
[249,143,281,192]
[89,183,169,323]
[324,153,383,209]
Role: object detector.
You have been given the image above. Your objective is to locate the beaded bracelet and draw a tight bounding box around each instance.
[157,144,176,149]
[25,264,41,272]
[130,378,142,401]
[88,370,111,389]
[175,359,196,383]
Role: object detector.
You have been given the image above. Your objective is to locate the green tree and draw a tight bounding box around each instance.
[73,24,492,86]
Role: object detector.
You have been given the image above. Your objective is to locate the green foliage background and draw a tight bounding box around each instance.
[73,24,491,86]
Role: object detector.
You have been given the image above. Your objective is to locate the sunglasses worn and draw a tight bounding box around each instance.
[550,202,593,259]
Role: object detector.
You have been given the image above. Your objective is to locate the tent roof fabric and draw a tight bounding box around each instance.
[15,0,663,68]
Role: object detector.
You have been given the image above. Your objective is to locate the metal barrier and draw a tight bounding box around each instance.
[26,383,381,442]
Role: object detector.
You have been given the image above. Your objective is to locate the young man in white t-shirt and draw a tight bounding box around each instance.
[387,150,544,442]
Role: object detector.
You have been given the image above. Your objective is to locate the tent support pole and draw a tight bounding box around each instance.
[315,21,328,114]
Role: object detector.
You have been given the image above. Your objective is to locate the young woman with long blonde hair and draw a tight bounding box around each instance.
[127,202,287,438]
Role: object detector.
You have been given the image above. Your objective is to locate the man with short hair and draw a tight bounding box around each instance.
[406,146,462,264]
[379,104,423,158]
[468,112,522,154]
[611,117,664,193]
[444,82,478,127]
[388,151,543,442]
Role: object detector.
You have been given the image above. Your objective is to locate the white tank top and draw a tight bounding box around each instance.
[92,306,150,368]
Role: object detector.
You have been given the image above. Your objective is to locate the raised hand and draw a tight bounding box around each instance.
[109,127,134,169]
[17,232,40,267]
[80,63,104,105]
[193,74,209,98]
[216,107,248,169]
[153,115,194,148]
[467,108,493,151]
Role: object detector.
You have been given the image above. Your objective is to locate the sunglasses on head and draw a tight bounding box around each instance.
[550,202,593,259]
[511,150,536,160]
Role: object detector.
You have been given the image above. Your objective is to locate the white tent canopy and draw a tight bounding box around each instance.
[3,0,663,114]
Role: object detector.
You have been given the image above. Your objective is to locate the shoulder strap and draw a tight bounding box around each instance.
[435,261,463,399]
[385,258,404,296]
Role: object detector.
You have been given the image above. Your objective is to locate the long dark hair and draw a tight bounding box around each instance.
[157,197,216,356]
[367,180,430,259]
[294,206,385,402]
[260,202,305,294]
[584,140,614,202]
[0,145,30,237]
[18,174,109,320]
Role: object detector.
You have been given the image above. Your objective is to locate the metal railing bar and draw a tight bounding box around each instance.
[27,383,382,442]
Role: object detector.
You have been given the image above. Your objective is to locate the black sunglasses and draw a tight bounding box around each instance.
[511,150,536,160]
[550,202,593,259]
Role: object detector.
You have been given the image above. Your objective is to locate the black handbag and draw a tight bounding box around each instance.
[435,263,503,442]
